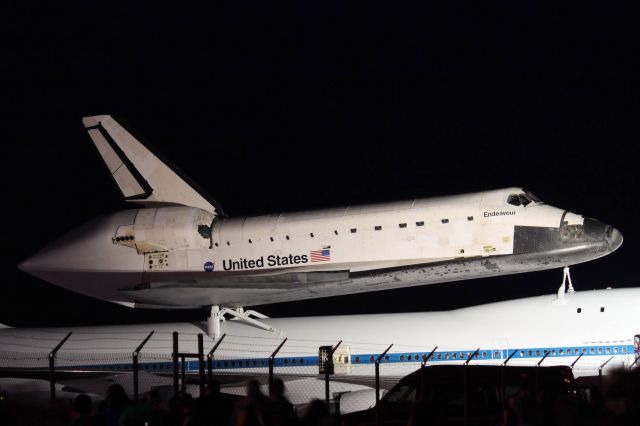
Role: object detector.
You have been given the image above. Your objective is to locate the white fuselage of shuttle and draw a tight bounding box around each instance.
[17,115,623,308]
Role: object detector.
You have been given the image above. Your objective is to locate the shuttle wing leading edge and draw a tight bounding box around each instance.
[82,115,222,216]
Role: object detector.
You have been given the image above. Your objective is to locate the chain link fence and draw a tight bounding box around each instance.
[2,332,638,426]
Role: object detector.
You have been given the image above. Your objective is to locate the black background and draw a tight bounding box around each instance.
[3,3,639,326]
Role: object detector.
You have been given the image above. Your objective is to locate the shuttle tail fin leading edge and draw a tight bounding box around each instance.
[82,115,222,216]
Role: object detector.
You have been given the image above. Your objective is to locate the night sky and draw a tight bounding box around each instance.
[4,3,639,327]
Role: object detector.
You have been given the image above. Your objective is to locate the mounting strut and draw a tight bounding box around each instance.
[207,305,282,339]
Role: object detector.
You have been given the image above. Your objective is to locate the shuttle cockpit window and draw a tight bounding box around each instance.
[523,189,542,204]
[507,193,534,207]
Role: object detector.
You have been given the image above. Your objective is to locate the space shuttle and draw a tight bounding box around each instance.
[18,115,622,316]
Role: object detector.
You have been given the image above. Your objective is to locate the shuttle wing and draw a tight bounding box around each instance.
[82,115,223,215]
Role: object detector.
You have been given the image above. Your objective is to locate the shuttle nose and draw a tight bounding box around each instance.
[606,227,623,252]
[580,218,623,253]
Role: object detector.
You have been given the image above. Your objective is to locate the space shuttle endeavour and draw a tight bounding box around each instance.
[19,115,622,315]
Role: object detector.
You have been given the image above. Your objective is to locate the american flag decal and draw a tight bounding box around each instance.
[310,247,331,262]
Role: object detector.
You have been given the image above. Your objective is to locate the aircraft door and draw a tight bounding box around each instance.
[492,339,508,361]
[319,345,352,375]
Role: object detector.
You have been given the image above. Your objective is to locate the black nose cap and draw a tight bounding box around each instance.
[583,218,623,251]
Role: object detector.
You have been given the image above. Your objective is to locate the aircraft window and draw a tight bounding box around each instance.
[467,216,474,221]
[528,350,532,356]
[523,189,542,203]
[355,356,360,363]
[415,354,419,360]
[300,359,304,365]
[482,351,487,358]
[606,347,611,354]
[582,348,586,354]
[559,349,564,355]
[493,351,499,358]
[286,235,290,240]
[590,348,594,354]
[452,353,457,359]
[226,241,230,246]
[270,237,274,242]
[507,194,521,206]
[416,221,424,227]
[292,358,297,364]
[400,355,404,361]
[623,347,627,354]
[614,347,619,353]
[552,350,556,356]
[284,359,288,365]
[601,307,605,312]
[214,242,219,247]
[507,193,532,207]
[248,239,252,243]
[385,355,389,361]
[344,356,348,363]
[520,351,524,357]
[310,233,314,238]
[370,356,375,362]
[598,348,603,354]
[334,230,338,235]
[399,223,407,228]
[577,308,581,313]
[441,219,449,224]
[460,249,465,254]
[350,228,357,233]
[518,194,532,206]
[375,226,382,231]
[437,353,442,360]
[536,350,541,356]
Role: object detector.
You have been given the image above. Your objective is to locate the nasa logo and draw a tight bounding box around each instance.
[204,261,215,272]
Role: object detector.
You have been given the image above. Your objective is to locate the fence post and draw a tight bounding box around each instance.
[181,356,186,393]
[207,333,226,386]
[599,356,614,385]
[500,349,518,411]
[536,350,550,399]
[133,331,154,401]
[198,334,205,397]
[324,341,342,410]
[463,349,479,426]
[268,338,288,392]
[422,346,438,366]
[375,344,393,426]
[48,332,72,404]
[172,332,179,397]
[570,352,584,371]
